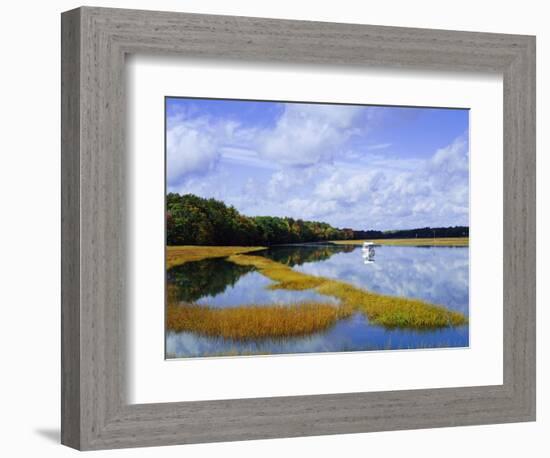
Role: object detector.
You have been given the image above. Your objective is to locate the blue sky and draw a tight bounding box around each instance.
[166,97,469,230]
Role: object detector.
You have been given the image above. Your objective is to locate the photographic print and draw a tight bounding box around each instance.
[165,97,469,359]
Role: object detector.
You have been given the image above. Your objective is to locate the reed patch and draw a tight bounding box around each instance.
[228,254,467,329]
[166,245,265,269]
[166,301,354,340]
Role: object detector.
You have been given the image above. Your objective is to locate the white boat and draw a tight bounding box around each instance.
[361,241,376,263]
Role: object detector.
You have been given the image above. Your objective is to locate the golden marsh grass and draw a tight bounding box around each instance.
[166,247,467,341]
[316,281,466,328]
[166,245,265,269]
[166,302,354,340]
[228,254,325,290]
[228,254,467,329]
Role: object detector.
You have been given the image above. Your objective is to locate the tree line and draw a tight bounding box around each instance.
[166,193,353,246]
[166,193,468,246]
[353,226,469,240]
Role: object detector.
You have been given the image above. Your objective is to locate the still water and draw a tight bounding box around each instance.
[166,244,469,358]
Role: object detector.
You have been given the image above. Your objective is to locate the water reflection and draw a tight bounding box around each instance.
[257,244,355,267]
[195,270,339,308]
[294,245,469,316]
[167,258,254,302]
[166,244,469,357]
[167,313,468,358]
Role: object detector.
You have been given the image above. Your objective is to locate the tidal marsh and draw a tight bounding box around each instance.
[228,254,467,329]
[166,244,469,357]
[167,301,353,340]
[166,245,265,269]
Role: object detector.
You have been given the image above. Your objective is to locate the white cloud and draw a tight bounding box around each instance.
[430,135,469,175]
[297,133,470,229]
[286,198,339,220]
[167,103,374,186]
[427,135,469,195]
[257,104,364,166]
[166,117,221,184]
[266,165,331,200]
[315,169,385,204]
[221,146,278,171]
[366,142,392,151]
[166,102,469,231]
[166,113,268,186]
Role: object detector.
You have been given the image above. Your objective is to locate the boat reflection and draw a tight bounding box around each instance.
[362,241,376,264]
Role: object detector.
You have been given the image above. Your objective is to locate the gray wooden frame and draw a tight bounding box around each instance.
[61,6,536,451]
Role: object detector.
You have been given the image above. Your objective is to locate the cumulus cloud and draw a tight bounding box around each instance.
[267,165,331,200]
[167,103,370,186]
[430,135,469,176]
[427,135,469,196]
[166,118,220,184]
[256,104,364,166]
[166,113,248,186]
[166,98,469,230]
[315,169,385,204]
[299,133,470,229]
[286,198,339,220]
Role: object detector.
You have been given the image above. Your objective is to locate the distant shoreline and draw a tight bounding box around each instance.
[331,237,469,247]
[165,238,469,267]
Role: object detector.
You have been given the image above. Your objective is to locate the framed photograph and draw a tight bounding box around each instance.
[164,98,470,359]
[61,6,536,450]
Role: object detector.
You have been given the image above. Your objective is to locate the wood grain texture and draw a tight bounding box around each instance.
[60,7,81,449]
[61,6,536,450]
